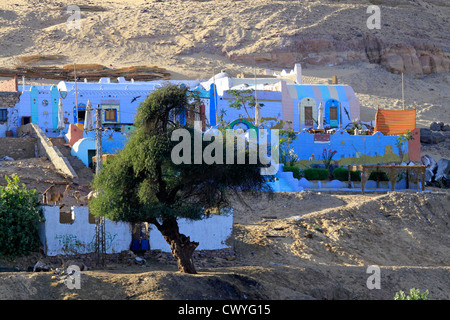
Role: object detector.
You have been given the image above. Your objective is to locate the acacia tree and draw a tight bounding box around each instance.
[227,89,263,123]
[89,84,271,274]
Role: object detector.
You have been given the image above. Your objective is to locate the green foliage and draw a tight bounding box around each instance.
[278,121,298,166]
[345,118,363,135]
[321,148,337,169]
[332,168,361,181]
[368,171,389,181]
[227,89,263,122]
[396,130,414,147]
[332,168,389,182]
[304,168,329,181]
[0,175,43,257]
[283,166,303,179]
[394,288,430,300]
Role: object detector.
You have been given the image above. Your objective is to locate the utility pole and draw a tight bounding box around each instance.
[95,106,103,173]
[74,63,79,124]
[94,106,105,266]
[402,72,405,110]
[83,103,105,266]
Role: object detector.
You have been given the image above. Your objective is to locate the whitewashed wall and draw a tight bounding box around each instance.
[38,206,234,255]
[149,210,234,252]
[38,206,132,256]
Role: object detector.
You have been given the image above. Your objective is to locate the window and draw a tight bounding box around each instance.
[0,109,7,122]
[104,109,117,122]
[330,106,338,120]
[101,104,119,123]
[304,106,313,126]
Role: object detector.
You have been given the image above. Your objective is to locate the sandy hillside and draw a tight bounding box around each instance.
[0,0,448,130]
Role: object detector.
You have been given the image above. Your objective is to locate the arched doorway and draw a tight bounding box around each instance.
[298,97,317,130]
[325,99,341,128]
[226,118,258,140]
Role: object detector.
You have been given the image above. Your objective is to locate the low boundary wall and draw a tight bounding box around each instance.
[149,211,234,252]
[39,206,132,256]
[38,206,234,256]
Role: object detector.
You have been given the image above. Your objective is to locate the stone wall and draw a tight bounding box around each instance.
[18,123,78,181]
[0,92,20,108]
[0,137,36,159]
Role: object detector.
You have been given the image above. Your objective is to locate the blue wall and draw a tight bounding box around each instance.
[291,129,405,163]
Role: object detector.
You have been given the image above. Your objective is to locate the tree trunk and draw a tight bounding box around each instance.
[154,217,199,274]
[397,144,404,164]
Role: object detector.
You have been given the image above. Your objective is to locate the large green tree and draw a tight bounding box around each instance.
[89,84,271,274]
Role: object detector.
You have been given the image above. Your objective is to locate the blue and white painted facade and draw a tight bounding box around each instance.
[5,64,370,167]
[10,64,361,136]
[13,77,202,136]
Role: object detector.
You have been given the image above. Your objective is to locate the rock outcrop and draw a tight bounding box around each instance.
[229,35,449,76]
[421,122,450,144]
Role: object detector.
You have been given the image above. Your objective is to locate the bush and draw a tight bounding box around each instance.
[304,168,329,181]
[0,175,44,257]
[283,166,302,179]
[333,168,361,181]
[368,171,389,181]
[332,168,389,182]
[394,288,430,300]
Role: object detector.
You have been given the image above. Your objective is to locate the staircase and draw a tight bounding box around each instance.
[50,137,94,186]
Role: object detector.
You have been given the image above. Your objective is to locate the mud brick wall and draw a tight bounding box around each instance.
[0,137,37,159]
[0,77,18,92]
[0,92,20,108]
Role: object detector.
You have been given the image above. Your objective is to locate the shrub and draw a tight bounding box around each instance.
[368,171,389,181]
[332,168,389,182]
[304,168,329,181]
[0,175,44,257]
[283,166,302,179]
[333,168,361,181]
[394,288,430,300]
[321,148,337,169]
